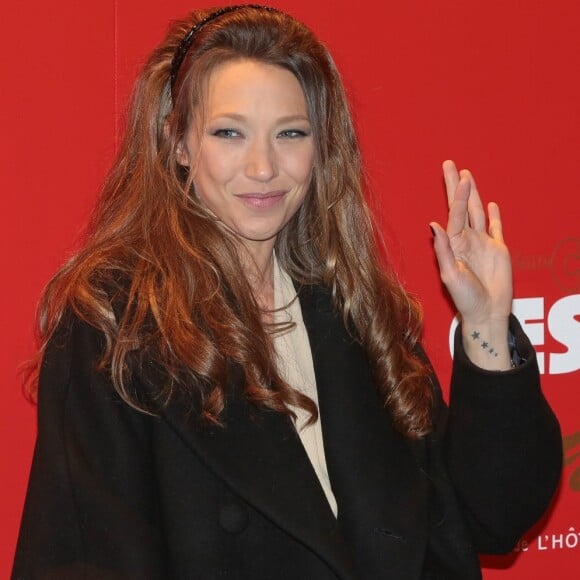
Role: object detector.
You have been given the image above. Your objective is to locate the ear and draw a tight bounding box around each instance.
[176,141,190,167]
[164,119,190,167]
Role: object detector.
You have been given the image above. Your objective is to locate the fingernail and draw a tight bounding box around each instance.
[429,225,435,237]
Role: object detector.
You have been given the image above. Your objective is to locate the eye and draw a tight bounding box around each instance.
[278,129,311,139]
[211,128,242,139]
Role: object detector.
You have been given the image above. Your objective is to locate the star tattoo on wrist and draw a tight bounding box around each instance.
[470,331,499,357]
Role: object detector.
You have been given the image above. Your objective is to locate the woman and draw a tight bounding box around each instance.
[13,5,561,579]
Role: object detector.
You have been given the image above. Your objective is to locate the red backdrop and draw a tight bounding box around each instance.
[2,1,578,577]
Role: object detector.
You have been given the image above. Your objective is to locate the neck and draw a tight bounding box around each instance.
[241,239,276,313]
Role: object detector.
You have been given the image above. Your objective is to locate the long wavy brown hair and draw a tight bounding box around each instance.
[29,6,432,438]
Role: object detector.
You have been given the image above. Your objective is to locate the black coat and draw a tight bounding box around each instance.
[13,286,562,579]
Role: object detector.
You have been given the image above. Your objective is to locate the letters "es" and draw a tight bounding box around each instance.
[449,294,580,375]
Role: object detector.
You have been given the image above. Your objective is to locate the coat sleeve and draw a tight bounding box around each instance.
[12,316,168,580]
[441,314,562,554]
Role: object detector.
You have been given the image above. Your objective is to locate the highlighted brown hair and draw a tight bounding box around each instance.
[29,6,432,437]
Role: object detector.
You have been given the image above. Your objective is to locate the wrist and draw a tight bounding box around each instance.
[461,318,511,371]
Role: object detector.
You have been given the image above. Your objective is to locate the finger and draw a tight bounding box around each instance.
[461,170,486,232]
[446,174,471,238]
[442,160,459,209]
[466,172,486,231]
[430,222,457,286]
[458,169,472,228]
[487,202,505,242]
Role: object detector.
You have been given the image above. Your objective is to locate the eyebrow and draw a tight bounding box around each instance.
[208,113,311,124]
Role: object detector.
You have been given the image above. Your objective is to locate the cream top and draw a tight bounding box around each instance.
[272,256,338,517]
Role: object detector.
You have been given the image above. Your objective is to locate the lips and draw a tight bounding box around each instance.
[235,190,287,209]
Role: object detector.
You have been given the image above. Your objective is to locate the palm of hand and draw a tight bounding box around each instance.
[431,161,513,325]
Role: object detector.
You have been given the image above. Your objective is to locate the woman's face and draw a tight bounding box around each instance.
[180,58,315,260]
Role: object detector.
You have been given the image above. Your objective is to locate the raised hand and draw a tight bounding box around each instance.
[430,160,513,370]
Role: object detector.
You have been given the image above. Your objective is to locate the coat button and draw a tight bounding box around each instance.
[219,503,250,533]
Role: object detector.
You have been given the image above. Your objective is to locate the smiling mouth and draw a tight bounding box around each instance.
[235,191,287,208]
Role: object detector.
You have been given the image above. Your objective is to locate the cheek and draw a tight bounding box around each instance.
[196,145,238,187]
[287,148,315,185]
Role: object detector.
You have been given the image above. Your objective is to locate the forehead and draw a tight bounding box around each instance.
[203,59,309,118]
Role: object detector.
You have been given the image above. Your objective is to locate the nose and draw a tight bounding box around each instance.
[244,137,278,182]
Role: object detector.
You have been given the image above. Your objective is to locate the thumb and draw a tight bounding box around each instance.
[430,222,456,286]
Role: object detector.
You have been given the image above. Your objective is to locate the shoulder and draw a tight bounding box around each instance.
[38,311,123,419]
[36,310,156,453]
[39,312,102,392]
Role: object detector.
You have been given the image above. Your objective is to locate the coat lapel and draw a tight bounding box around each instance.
[152,359,356,579]
[298,284,429,580]
[143,283,428,579]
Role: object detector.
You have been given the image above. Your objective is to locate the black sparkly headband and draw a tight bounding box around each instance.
[169,4,277,99]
